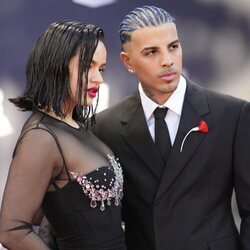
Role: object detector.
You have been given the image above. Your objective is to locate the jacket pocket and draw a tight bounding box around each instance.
[207,235,240,250]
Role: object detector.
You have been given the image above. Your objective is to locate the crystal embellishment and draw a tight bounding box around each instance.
[70,154,124,211]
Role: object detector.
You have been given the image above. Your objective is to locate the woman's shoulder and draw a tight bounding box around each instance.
[16,111,60,150]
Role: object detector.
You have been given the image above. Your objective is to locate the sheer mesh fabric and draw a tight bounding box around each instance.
[0,110,125,250]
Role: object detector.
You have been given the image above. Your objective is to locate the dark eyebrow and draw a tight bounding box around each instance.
[141,47,158,54]
[92,59,106,67]
[140,39,180,54]
[169,39,180,47]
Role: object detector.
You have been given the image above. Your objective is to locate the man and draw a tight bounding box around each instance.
[93,5,250,250]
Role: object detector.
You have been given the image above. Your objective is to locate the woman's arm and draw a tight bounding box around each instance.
[0,129,60,249]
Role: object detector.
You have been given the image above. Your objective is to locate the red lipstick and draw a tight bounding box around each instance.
[87,86,99,98]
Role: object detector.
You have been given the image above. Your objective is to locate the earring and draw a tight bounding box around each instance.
[128,68,134,73]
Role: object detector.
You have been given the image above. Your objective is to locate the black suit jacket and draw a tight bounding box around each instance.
[94,80,250,250]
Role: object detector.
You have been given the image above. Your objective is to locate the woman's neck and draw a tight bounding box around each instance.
[40,109,80,129]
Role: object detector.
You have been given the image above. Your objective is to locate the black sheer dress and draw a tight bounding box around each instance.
[0,110,126,250]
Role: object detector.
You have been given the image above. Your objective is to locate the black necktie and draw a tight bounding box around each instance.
[154,107,172,164]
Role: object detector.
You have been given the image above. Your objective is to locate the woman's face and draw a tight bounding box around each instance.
[69,40,107,106]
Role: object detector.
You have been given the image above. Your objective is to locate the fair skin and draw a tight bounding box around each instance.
[120,23,182,105]
[47,40,107,128]
[0,40,107,250]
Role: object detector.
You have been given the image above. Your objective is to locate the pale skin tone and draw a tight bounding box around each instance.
[0,41,107,249]
[120,23,183,105]
[45,40,107,128]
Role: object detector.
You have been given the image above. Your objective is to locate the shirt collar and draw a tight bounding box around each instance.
[139,75,187,122]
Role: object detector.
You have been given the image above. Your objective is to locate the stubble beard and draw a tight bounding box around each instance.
[143,84,178,105]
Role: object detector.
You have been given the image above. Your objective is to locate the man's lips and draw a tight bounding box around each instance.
[87,87,99,98]
[158,71,177,82]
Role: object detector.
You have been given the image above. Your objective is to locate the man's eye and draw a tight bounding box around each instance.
[144,50,156,56]
[171,44,179,49]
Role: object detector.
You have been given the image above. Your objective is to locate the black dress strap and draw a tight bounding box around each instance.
[40,133,70,182]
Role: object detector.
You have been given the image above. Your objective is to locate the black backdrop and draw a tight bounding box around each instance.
[0,0,249,220]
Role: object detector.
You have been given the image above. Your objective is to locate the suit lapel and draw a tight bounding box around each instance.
[120,92,165,178]
[156,81,211,199]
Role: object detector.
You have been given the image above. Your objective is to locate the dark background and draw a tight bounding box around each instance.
[0,0,249,231]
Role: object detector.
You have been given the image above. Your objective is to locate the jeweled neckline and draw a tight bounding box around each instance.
[70,154,124,211]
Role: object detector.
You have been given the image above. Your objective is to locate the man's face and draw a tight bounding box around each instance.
[121,23,182,105]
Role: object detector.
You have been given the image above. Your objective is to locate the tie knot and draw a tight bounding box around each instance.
[154,107,168,120]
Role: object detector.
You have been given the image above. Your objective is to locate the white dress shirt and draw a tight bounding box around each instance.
[138,75,186,145]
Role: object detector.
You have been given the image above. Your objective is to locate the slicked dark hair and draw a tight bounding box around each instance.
[9,20,104,122]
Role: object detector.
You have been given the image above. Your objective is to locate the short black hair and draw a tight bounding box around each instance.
[10,20,104,122]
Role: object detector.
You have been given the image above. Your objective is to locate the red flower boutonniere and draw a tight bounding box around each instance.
[180,120,208,152]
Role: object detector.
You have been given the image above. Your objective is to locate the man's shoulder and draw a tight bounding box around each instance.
[94,92,140,133]
[204,87,246,108]
[96,91,140,119]
[187,79,247,106]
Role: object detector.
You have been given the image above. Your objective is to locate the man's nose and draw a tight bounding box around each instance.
[161,53,174,67]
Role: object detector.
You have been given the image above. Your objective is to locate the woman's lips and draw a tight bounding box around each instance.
[87,87,99,98]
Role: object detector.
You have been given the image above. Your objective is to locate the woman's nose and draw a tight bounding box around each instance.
[90,70,104,84]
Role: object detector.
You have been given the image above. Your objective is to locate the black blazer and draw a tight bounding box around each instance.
[94,80,250,250]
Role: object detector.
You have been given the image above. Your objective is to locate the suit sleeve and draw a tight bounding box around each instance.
[234,101,250,250]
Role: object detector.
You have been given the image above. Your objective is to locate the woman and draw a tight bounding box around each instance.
[0,21,126,250]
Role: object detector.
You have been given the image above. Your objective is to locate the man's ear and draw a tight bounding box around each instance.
[120,51,131,70]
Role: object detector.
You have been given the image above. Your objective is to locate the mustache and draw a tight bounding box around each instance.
[157,69,177,78]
